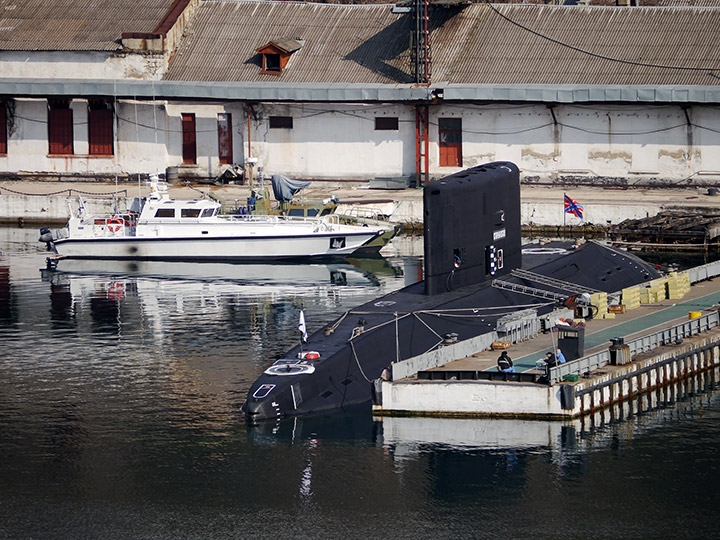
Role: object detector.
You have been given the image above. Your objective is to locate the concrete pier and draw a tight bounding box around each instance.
[375,368,719,450]
[3,179,720,228]
[374,327,720,419]
[372,260,720,419]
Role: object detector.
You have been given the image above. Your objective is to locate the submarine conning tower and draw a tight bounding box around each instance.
[423,162,522,296]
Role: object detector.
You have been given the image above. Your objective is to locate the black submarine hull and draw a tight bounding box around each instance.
[243,163,660,423]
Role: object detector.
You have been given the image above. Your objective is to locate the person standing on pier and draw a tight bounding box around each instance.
[497,351,515,373]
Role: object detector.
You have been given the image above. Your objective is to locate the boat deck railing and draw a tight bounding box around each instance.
[220,213,340,225]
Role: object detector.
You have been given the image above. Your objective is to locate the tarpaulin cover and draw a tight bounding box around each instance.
[271,174,311,202]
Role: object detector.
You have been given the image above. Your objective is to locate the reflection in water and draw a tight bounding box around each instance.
[375,369,720,454]
[49,278,74,326]
[1,227,720,538]
[38,254,417,357]
[0,263,15,324]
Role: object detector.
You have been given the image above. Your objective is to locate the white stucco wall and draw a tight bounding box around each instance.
[0,51,166,80]
[2,97,720,185]
[248,103,414,180]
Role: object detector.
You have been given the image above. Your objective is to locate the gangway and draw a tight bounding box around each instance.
[509,269,600,295]
[491,277,594,307]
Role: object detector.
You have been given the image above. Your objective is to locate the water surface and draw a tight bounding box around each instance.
[1,228,719,539]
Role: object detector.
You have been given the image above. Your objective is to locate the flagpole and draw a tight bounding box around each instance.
[563,193,566,228]
[298,309,306,355]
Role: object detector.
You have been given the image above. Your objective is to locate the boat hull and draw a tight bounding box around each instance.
[52,230,381,260]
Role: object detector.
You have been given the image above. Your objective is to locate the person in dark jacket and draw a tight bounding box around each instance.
[545,351,557,368]
[497,351,515,373]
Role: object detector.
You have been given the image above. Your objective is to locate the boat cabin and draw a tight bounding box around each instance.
[139,198,221,222]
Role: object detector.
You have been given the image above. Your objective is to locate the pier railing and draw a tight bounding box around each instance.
[687,259,720,284]
[548,310,720,384]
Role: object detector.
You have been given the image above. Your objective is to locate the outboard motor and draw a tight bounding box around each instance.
[38,227,54,251]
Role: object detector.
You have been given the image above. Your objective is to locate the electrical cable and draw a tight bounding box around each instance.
[484,1,720,74]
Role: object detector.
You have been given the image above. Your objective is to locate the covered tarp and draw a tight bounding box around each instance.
[271,174,311,202]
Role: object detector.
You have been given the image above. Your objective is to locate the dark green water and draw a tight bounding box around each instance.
[1,228,719,539]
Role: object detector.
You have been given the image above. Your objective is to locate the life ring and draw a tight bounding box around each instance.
[107,217,123,233]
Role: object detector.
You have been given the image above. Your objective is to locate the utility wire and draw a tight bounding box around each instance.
[484,1,720,73]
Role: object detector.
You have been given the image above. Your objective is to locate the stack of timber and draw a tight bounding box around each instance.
[609,210,720,252]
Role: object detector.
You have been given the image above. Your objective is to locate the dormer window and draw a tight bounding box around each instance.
[256,39,303,75]
[264,53,281,73]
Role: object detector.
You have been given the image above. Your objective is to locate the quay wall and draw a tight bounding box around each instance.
[573,333,720,418]
[374,327,720,419]
[0,190,127,225]
[0,189,670,227]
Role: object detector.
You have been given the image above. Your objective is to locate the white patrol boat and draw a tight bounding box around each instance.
[39,179,384,260]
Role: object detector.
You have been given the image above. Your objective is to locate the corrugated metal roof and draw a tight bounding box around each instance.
[164,1,414,84]
[164,1,720,86]
[431,4,720,86]
[0,0,177,51]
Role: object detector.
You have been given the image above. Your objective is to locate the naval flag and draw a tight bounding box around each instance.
[298,310,308,342]
[564,194,584,219]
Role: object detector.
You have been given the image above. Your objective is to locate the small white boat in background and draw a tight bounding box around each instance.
[39,178,384,260]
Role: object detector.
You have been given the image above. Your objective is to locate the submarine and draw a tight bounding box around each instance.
[243,162,661,423]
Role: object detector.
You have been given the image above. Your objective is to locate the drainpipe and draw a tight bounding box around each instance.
[246,103,254,188]
[547,104,560,162]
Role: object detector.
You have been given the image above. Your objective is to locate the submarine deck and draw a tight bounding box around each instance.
[399,273,720,379]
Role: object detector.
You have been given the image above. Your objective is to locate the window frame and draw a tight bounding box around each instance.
[181,113,197,164]
[262,53,281,73]
[48,99,74,156]
[181,208,202,218]
[88,100,114,156]
[269,116,293,129]
[154,208,176,218]
[217,113,233,165]
[0,101,7,156]
[375,117,399,131]
[438,117,463,167]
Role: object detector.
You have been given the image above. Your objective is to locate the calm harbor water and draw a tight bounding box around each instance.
[2,227,720,539]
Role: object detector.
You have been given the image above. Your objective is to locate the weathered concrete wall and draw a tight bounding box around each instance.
[0,192,126,222]
[0,51,166,80]
[379,379,564,417]
[0,189,699,225]
[520,200,662,226]
[2,100,720,185]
